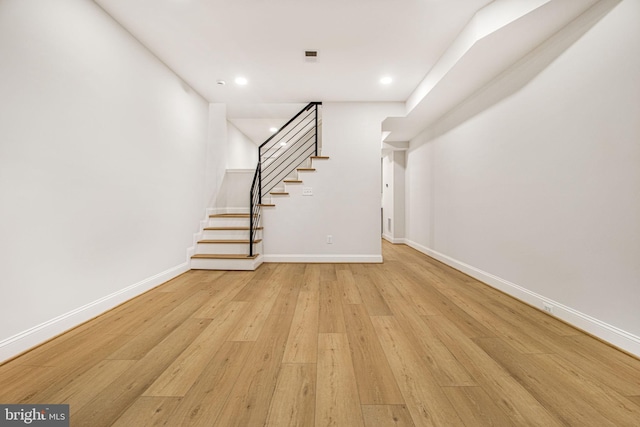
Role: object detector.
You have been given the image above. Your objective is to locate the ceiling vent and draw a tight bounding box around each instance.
[304,50,318,63]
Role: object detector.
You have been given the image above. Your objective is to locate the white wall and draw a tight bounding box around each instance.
[405,0,640,355]
[0,0,210,362]
[383,150,407,243]
[206,104,228,207]
[263,102,403,262]
[214,170,254,211]
[382,153,394,240]
[392,151,406,240]
[205,116,257,211]
[227,121,258,170]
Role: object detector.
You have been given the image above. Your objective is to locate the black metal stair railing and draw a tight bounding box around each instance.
[249,102,322,256]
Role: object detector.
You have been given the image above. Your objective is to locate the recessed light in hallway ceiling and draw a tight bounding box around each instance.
[93,0,496,103]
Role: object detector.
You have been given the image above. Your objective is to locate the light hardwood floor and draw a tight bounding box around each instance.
[2,241,640,426]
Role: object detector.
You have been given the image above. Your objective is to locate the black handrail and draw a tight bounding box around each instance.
[262,129,315,179]
[248,102,322,257]
[259,102,320,149]
[260,110,315,162]
[262,133,315,193]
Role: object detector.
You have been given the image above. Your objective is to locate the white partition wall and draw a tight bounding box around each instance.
[382,151,406,244]
[263,102,404,262]
[404,0,640,355]
[0,0,210,361]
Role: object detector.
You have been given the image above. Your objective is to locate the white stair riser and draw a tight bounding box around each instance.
[190,257,261,271]
[208,218,255,227]
[202,230,261,240]
[195,242,261,255]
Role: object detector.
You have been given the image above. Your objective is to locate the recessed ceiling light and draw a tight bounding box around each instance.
[269,127,278,133]
[380,76,393,85]
[235,76,248,85]
[216,80,226,85]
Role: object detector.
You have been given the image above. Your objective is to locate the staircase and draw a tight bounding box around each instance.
[258,155,329,204]
[190,102,325,270]
[190,213,263,270]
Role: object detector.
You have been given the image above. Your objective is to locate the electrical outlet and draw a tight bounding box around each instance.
[326,235,333,244]
[543,302,554,314]
[302,187,313,196]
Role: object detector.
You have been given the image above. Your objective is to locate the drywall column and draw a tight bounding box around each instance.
[206,104,228,207]
[382,150,406,243]
[382,153,394,240]
[392,150,406,241]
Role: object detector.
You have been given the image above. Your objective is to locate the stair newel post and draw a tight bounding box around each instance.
[258,161,262,203]
[249,160,262,258]
[314,104,318,156]
[258,146,263,203]
[249,198,254,257]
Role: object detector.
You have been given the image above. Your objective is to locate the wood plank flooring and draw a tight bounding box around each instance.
[1,241,640,426]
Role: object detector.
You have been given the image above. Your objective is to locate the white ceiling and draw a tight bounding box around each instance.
[93,0,493,106]
[93,0,607,144]
[382,0,604,141]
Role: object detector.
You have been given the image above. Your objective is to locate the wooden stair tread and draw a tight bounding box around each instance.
[204,226,263,231]
[311,156,329,159]
[198,239,262,244]
[297,168,316,171]
[258,204,275,207]
[270,192,289,195]
[283,180,302,183]
[191,254,259,260]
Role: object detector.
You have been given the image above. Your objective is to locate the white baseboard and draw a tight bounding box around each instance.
[403,239,640,358]
[0,262,189,364]
[382,234,404,244]
[263,254,383,263]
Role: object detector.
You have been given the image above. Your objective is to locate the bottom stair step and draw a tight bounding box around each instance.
[191,252,263,271]
[192,254,259,260]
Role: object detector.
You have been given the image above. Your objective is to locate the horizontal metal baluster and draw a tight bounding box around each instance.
[250,103,321,258]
